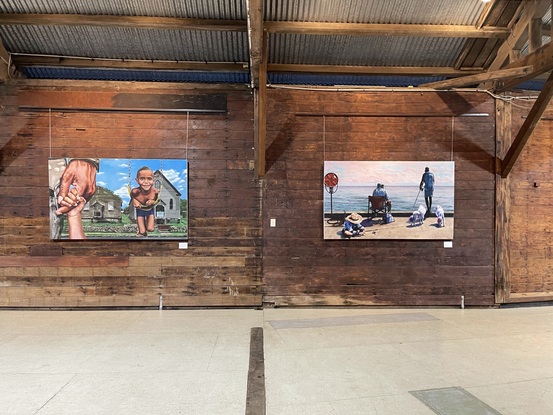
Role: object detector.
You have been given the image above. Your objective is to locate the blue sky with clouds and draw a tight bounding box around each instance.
[324,161,454,187]
[96,158,188,207]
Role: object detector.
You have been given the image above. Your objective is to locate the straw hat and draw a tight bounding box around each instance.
[346,212,363,224]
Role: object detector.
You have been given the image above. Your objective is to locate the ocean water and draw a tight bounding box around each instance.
[323,185,454,214]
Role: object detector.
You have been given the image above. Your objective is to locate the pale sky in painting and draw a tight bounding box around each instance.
[324,161,455,187]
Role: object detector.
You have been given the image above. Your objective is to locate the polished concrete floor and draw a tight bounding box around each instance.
[1,305,553,414]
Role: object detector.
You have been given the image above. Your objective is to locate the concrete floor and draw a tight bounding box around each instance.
[1,305,552,414]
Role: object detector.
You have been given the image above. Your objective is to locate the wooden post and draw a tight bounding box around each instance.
[495,99,512,304]
[255,31,267,178]
[0,36,9,83]
[247,0,266,178]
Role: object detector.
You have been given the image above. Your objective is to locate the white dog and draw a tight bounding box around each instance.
[408,205,426,227]
[435,206,445,227]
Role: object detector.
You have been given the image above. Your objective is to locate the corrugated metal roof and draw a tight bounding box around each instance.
[0,0,246,19]
[21,66,249,84]
[0,0,545,90]
[269,73,443,87]
[265,0,485,25]
[270,34,465,67]
[0,25,248,62]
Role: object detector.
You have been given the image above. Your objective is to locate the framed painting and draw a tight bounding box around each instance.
[49,158,188,240]
[323,161,454,240]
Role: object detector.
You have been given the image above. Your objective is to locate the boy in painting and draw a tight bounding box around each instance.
[130,166,160,237]
[342,212,365,237]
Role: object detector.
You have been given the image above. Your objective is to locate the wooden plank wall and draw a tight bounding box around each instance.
[507,98,553,303]
[263,89,497,306]
[0,81,262,308]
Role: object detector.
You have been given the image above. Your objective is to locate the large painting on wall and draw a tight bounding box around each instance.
[323,161,454,240]
[49,158,188,240]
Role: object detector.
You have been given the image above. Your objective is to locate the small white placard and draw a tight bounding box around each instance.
[178,242,188,249]
[444,241,453,248]
[270,218,277,227]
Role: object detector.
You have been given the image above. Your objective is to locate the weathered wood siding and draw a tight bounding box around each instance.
[0,81,262,308]
[507,99,553,303]
[263,90,497,306]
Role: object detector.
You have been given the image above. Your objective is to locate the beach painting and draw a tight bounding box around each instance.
[49,158,188,240]
[323,161,454,240]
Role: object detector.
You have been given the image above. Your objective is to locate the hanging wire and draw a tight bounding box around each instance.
[323,115,326,161]
[451,116,455,161]
[49,108,52,158]
[186,111,189,161]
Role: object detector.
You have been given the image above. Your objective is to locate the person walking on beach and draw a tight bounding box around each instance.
[419,167,435,217]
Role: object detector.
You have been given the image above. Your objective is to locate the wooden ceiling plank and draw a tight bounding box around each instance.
[0,13,247,32]
[264,22,509,38]
[419,66,533,89]
[500,69,553,178]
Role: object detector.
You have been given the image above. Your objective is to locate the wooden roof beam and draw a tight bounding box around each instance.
[11,55,247,72]
[500,69,553,177]
[0,13,511,39]
[486,0,551,73]
[419,66,533,89]
[264,22,510,38]
[0,13,247,32]
[495,40,553,91]
[268,63,483,77]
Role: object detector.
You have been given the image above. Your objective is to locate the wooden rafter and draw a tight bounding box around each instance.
[500,69,553,177]
[268,64,482,77]
[0,14,510,39]
[495,41,553,91]
[0,13,247,32]
[419,66,533,89]
[264,22,509,38]
[11,56,247,72]
[12,55,485,78]
[485,0,551,73]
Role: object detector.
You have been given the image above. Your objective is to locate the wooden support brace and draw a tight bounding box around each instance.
[501,69,553,177]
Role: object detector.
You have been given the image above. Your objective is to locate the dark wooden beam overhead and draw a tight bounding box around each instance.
[495,41,553,92]
[419,66,533,89]
[500,69,553,177]
[486,0,550,73]
[0,13,247,32]
[268,63,483,77]
[0,14,510,39]
[11,55,247,73]
[264,22,510,38]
